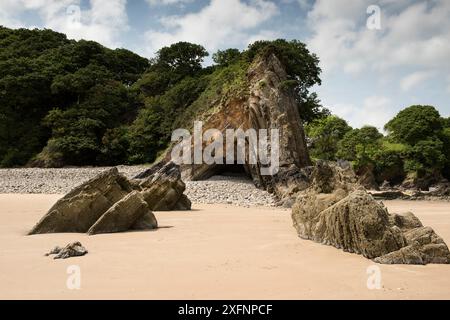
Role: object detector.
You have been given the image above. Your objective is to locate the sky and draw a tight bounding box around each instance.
[1,0,449,130]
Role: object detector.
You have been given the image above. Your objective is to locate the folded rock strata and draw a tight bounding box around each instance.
[29,162,190,235]
[158,53,312,206]
[291,161,450,265]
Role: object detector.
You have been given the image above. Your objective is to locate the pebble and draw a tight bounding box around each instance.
[0,167,278,207]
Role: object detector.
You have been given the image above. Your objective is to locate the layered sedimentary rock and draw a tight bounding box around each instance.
[291,161,450,265]
[87,191,155,235]
[134,161,191,211]
[160,53,311,205]
[29,162,189,235]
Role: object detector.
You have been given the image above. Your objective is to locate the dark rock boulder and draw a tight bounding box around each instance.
[133,161,191,211]
[131,212,159,231]
[291,162,450,265]
[29,163,190,236]
[29,168,133,234]
[87,191,156,235]
[357,168,379,191]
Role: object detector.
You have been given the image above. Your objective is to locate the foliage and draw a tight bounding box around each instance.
[384,105,442,145]
[153,42,208,78]
[127,76,209,164]
[384,105,448,180]
[213,48,241,67]
[336,126,383,168]
[305,115,352,160]
[404,138,446,175]
[0,27,149,167]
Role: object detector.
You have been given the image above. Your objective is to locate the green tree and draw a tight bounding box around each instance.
[404,138,446,175]
[385,105,442,145]
[153,42,208,77]
[213,48,241,67]
[306,115,352,160]
[336,126,383,165]
[385,105,448,182]
[0,27,148,167]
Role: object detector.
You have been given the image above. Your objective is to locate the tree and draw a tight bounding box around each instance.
[42,81,137,165]
[154,42,208,77]
[337,126,383,164]
[404,138,446,176]
[305,115,352,160]
[128,75,209,164]
[384,105,449,181]
[0,27,148,167]
[213,48,241,67]
[385,105,442,145]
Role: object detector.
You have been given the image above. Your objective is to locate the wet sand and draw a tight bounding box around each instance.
[0,194,449,300]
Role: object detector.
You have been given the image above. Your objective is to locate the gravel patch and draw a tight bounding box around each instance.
[0,166,149,194]
[185,175,277,207]
[0,167,278,207]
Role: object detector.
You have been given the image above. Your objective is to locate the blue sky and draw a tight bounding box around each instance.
[1,0,449,130]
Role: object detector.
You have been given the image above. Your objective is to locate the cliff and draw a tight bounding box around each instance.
[161,53,313,205]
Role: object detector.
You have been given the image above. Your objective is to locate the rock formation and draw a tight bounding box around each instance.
[291,161,450,265]
[29,162,189,235]
[45,242,88,259]
[135,161,192,211]
[158,53,312,206]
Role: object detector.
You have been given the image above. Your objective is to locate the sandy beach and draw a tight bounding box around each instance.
[1,194,449,300]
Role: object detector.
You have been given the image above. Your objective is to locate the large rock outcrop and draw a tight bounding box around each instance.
[159,53,311,206]
[29,162,189,235]
[291,161,450,265]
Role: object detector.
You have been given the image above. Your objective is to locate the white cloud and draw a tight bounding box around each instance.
[400,71,434,92]
[0,0,34,28]
[306,0,450,75]
[330,96,394,130]
[447,76,450,94]
[144,0,278,56]
[0,0,129,48]
[146,0,193,5]
[306,0,450,127]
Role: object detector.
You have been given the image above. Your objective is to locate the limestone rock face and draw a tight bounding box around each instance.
[29,162,190,235]
[160,53,312,205]
[291,161,450,264]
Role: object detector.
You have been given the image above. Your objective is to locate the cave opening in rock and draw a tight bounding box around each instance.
[213,163,249,177]
[192,161,252,181]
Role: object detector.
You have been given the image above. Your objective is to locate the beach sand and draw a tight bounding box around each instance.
[0,194,449,300]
